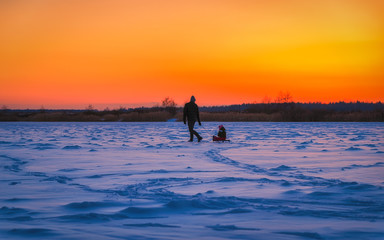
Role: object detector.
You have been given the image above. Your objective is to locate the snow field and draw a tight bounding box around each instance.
[0,122,383,239]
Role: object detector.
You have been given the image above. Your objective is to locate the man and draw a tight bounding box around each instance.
[183,96,203,142]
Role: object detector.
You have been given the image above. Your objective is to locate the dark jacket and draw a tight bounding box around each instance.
[183,102,201,124]
[218,127,226,139]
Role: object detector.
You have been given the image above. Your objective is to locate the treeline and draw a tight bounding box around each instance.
[0,108,174,122]
[242,102,384,121]
[200,101,384,113]
[0,102,383,122]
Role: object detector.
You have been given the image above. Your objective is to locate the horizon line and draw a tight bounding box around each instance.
[2,100,383,111]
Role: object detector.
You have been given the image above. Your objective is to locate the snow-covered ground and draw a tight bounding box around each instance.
[0,122,383,240]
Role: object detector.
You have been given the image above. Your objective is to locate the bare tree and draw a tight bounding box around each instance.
[86,104,95,111]
[85,104,96,115]
[162,97,177,108]
[275,91,293,103]
[161,97,177,115]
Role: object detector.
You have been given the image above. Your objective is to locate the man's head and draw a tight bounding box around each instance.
[190,96,196,103]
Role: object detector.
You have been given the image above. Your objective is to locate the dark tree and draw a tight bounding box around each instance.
[161,97,177,115]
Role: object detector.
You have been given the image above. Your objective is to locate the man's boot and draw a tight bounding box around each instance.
[188,133,193,142]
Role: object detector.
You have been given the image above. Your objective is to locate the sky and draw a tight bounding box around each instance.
[0,0,383,109]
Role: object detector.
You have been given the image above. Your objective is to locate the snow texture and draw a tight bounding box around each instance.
[0,122,383,239]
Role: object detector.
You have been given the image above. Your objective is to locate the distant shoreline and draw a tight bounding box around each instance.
[1,102,383,122]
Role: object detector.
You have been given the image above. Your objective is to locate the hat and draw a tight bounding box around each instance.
[218,125,224,129]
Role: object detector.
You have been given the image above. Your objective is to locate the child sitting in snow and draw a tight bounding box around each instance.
[213,125,227,141]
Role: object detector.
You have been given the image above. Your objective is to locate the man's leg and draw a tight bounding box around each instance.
[194,129,202,142]
[188,121,202,142]
[188,121,195,141]
[189,121,202,141]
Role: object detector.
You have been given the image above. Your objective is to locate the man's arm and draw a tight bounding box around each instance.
[196,105,201,126]
[183,104,187,124]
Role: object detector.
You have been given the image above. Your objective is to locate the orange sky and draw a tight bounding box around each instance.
[0,0,383,109]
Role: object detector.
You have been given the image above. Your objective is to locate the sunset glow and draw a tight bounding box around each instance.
[1,0,383,109]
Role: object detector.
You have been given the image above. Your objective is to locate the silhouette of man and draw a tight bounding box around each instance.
[183,96,202,142]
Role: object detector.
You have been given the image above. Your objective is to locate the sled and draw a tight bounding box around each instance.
[213,136,230,142]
